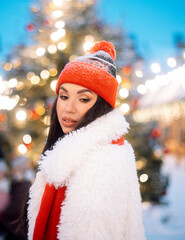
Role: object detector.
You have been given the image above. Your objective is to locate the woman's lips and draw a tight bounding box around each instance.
[62,117,78,127]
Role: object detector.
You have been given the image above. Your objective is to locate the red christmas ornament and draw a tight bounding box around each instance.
[27,23,35,32]
[24,142,33,150]
[131,98,138,109]
[30,108,40,120]
[163,147,169,154]
[151,128,161,138]
[122,65,131,76]
[0,113,6,122]
[43,19,50,26]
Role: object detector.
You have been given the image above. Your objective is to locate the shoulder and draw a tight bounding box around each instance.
[80,140,136,184]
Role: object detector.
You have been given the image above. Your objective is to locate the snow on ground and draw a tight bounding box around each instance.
[142,154,185,240]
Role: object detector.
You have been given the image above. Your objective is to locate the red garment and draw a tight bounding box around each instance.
[33,136,124,240]
[33,184,66,240]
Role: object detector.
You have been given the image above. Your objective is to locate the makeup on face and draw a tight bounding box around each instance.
[56,83,98,134]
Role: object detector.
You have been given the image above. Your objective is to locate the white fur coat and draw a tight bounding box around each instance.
[27,108,146,240]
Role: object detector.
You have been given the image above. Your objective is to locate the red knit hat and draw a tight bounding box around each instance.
[56,40,118,108]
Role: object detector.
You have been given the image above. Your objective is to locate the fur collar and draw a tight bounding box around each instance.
[39,108,129,188]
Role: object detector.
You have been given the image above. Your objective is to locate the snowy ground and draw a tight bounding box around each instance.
[142,154,185,240]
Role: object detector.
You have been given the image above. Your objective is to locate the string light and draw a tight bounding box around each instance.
[16,81,24,91]
[49,68,58,76]
[85,35,94,42]
[8,78,18,88]
[57,42,67,50]
[52,10,63,18]
[83,41,94,52]
[120,103,130,114]
[30,75,40,84]
[137,84,147,94]
[116,75,122,84]
[0,96,19,110]
[151,62,161,73]
[53,0,63,7]
[36,47,46,56]
[55,20,65,28]
[140,174,148,183]
[135,70,143,78]
[40,70,50,79]
[43,115,50,126]
[119,88,129,98]
[18,144,27,154]
[48,44,57,54]
[16,110,27,121]
[50,80,57,91]
[27,72,35,80]
[50,29,65,41]
[133,101,185,123]
[23,134,32,144]
[3,62,12,71]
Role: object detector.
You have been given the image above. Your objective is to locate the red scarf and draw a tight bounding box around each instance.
[33,136,124,240]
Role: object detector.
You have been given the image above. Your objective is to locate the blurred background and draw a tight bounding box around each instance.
[0,0,185,239]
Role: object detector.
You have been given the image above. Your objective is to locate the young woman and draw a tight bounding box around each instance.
[27,41,146,240]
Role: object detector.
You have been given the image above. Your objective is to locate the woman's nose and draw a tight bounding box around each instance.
[64,99,76,113]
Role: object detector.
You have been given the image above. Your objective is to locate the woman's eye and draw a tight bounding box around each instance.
[60,95,68,100]
[80,98,90,103]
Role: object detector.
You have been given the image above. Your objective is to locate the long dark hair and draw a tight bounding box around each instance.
[43,95,113,153]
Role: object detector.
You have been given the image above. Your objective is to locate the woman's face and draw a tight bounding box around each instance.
[56,83,98,134]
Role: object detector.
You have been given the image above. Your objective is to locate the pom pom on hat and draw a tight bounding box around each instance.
[88,40,116,60]
[56,40,118,108]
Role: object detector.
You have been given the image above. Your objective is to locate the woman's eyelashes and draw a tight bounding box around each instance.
[59,95,91,103]
[80,98,90,103]
[59,95,68,100]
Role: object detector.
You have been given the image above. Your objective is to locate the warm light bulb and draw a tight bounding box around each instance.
[137,84,147,94]
[48,45,57,54]
[40,70,50,79]
[18,144,27,154]
[52,10,63,18]
[57,42,67,50]
[27,72,35,80]
[50,80,57,91]
[30,75,40,84]
[151,62,161,73]
[55,20,65,28]
[50,30,65,42]
[135,70,143,78]
[16,110,27,121]
[116,75,122,84]
[120,103,130,114]
[49,68,58,76]
[119,88,129,98]
[36,47,45,56]
[23,134,32,144]
[53,0,63,7]
[8,78,18,88]
[83,41,94,52]
[140,174,148,183]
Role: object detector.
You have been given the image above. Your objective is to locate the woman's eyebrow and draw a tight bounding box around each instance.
[59,87,94,95]
[59,86,68,93]
[77,89,94,94]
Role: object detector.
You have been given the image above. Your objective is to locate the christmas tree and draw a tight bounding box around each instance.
[125,117,169,203]
[0,0,168,203]
[0,0,140,164]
